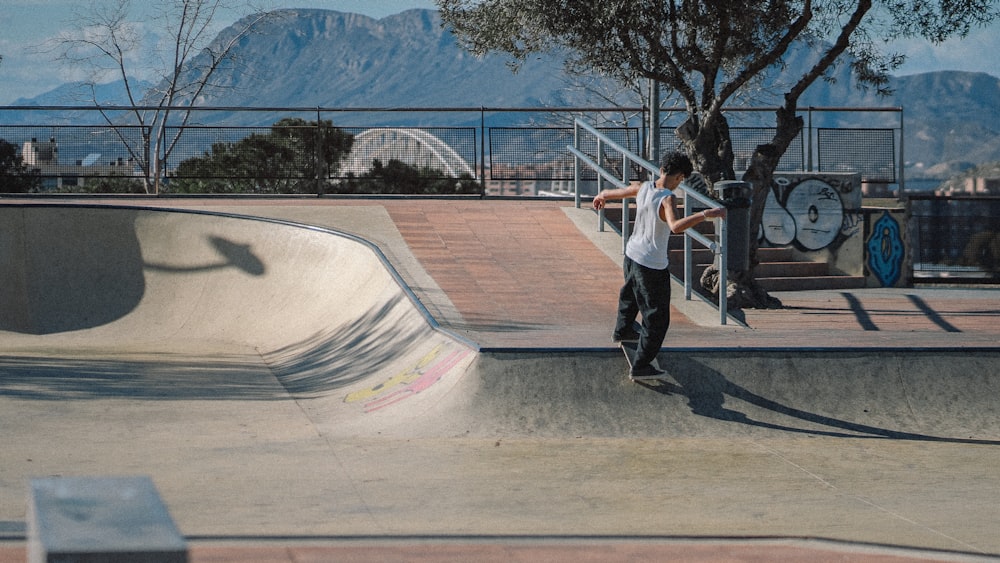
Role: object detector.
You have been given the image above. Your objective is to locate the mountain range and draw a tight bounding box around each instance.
[5,8,1000,180]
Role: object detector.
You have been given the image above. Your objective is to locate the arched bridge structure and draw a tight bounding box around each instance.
[340,127,476,178]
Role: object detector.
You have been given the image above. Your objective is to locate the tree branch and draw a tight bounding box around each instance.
[719,0,814,103]
[785,0,873,106]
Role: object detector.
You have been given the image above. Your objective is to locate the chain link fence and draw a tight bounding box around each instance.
[1,105,901,197]
[909,195,1000,283]
[7,105,993,282]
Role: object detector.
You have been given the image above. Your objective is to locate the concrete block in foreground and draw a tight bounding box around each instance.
[28,476,187,563]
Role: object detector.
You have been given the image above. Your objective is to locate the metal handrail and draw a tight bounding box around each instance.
[568,117,729,325]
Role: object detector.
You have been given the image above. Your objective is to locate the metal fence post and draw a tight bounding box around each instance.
[718,215,728,325]
[315,107,324,196]
[807,107,814,172]
[898,107,905,193]
[574,120,581,209]
[480,107,487,196]
[621,149,630,250]
[684,207,693,300]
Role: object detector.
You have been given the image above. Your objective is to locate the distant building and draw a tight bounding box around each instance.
[21,137,136,191]
[862,181,895,198]
[21,137,59,167]
[484,178,584,197]
[936,175,1000,197]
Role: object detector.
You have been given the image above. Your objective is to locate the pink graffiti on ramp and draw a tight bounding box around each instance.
[362,348,472,413]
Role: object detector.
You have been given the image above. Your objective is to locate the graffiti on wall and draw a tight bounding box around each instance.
[867,210,905,287]
[760,175,858,251]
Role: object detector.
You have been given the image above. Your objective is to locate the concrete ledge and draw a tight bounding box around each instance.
[28,476,187,563]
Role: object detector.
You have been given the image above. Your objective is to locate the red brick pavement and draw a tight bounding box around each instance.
[742,288,1000,335]
[0,542,974,562]
[385,200,626,328]
[381,199,697,351]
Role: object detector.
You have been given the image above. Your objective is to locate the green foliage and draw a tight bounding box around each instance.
[0,139,42,193]
[335,158,481,195]
[58,176,146,194]
[167,118,354,194]
[439,0,997,178]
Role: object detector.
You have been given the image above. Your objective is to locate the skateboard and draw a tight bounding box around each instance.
[620,340,665,381]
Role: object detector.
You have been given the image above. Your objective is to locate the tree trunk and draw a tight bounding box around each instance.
[676,110,736,185]
[699,105,803,310]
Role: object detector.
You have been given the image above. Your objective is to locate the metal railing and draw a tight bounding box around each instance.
[1,105,903,197]
[907,194,1000,283]
[567,118,730,325]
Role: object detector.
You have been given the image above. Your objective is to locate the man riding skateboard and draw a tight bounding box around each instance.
[592,151,726,379]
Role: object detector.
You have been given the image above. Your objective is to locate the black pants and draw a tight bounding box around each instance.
[616,256,671,369]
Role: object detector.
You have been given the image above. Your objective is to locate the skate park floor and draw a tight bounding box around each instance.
[1,197,999,562]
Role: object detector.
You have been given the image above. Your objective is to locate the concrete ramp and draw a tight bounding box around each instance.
[320,350,1000,443]
[0,205,475,400]
[4,205,999,444]
[5,204,1000,558]
[2,206,410,344]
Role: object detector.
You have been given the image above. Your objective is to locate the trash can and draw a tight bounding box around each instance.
[715,181,752,271]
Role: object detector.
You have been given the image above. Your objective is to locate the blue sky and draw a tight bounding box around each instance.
[0,0,437,103]
[1,0,997,105]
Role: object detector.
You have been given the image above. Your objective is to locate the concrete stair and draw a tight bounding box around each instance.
[735,247,866,292]
[604,206,866,292]
[666,237,866,292]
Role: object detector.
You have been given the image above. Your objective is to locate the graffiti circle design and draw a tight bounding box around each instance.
[785,179,844,250]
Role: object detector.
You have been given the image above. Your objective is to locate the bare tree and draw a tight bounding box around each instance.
[438,0,998,308]
[56,0,272,194]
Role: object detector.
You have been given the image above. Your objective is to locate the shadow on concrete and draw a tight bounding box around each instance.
[263,294,443,396]
[0,354,281,401]
[1,206,267,335]
[145,236,266,276]
[0,207,145,334]
[664,355,1000,446]
[841,293,879,330]
[0,296,445,403]
[905,293,961,332]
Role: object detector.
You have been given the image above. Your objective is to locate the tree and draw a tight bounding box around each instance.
[59,177,146,195]
[438,0,998,308]
[0,139,42,193]
[169,118,354,194]
[56,0,274,194]
[336,159,481,195]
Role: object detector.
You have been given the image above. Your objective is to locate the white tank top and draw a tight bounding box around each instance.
[625,180,675,270]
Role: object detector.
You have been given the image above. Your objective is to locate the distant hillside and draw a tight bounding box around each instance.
[890,71,1000,175]
[3,8,998,177]
[166,9,582,115]
[8,79,153,107]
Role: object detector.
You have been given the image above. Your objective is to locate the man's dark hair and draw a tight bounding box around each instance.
[660,151,693,176]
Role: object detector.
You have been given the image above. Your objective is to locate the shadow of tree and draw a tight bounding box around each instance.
[0,293,452,402]
[145,236,266,276]
[2,207,269,335]
[1,207,145,334]
[0,352,283,401]
[262,293,447,396]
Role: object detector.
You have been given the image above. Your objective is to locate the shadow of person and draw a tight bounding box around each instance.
[664,355,1000,445]
[145,236,266,276]
[209,236,266,276]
